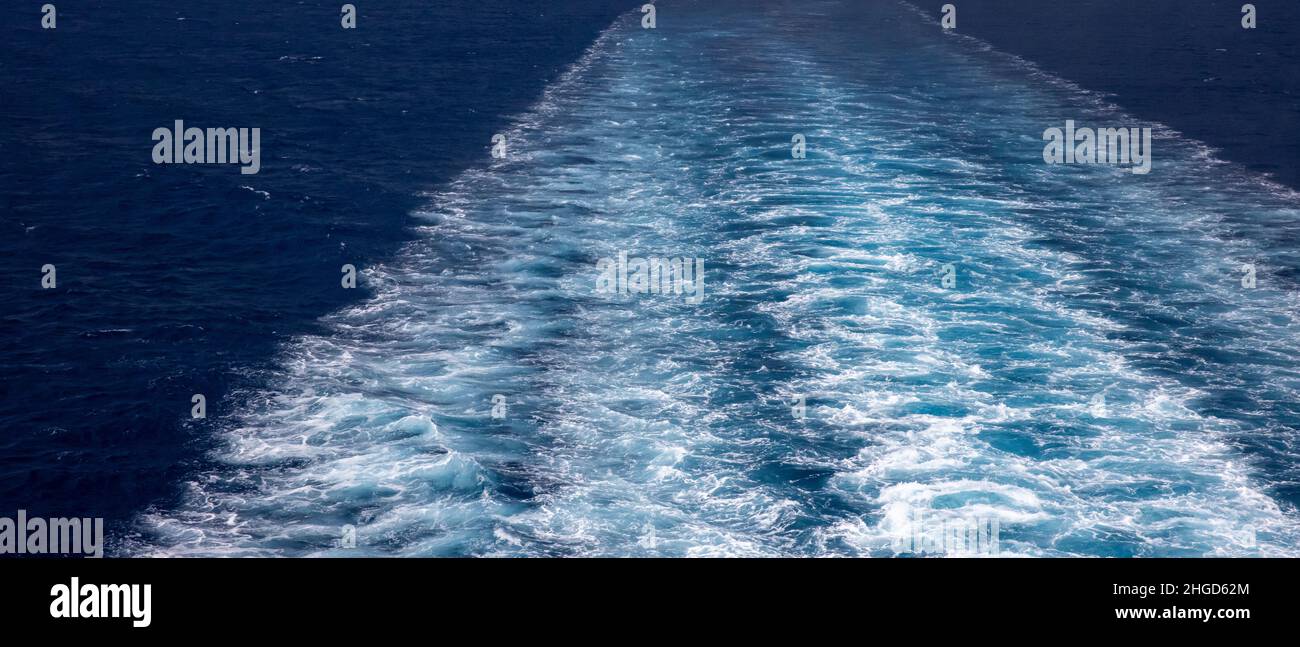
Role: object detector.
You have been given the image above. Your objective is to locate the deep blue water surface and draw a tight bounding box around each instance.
[3,1,1300,556]
[0,0,628,546]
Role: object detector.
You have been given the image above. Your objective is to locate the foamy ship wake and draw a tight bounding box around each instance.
[138,0,1300,557]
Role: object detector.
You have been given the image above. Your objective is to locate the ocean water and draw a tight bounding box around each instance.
[950,0,1300,189]
[0,1,628,541]
[123,1,1300,556]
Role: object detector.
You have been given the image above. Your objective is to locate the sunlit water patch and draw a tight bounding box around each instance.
[137,0,1300,557]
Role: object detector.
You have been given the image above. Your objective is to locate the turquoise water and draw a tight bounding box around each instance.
[138,1,1300,556]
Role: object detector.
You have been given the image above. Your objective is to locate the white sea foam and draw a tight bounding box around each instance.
[137,1,1300,557]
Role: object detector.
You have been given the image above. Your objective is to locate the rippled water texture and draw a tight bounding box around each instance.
[139,1,1300,556]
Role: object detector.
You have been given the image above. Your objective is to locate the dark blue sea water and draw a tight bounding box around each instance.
[951,0,1300,189]
[3,0,1300,556]
[1,0,628,547]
